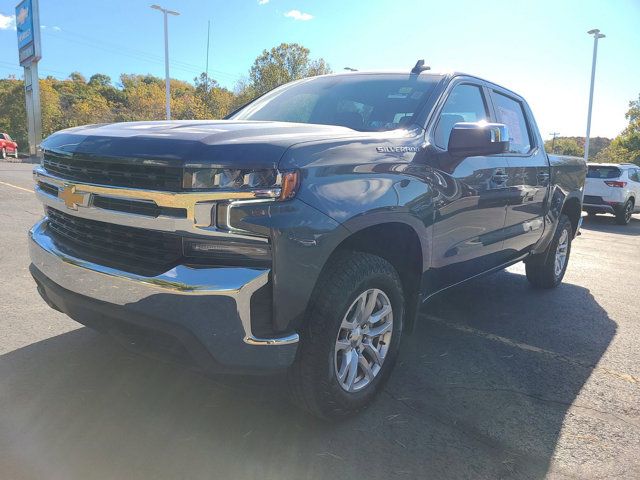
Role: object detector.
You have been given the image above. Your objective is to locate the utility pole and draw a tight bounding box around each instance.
[205,20,210,93]
[549,132,560,153]
[584,29,605,162]
[151,5,180,120]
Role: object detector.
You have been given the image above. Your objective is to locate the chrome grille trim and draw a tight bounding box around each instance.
[33,166,270,241]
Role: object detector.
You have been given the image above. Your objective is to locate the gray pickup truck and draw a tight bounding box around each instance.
[29,63,587,418]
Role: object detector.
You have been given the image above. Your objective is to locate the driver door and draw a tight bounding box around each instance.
[428,82,511,290]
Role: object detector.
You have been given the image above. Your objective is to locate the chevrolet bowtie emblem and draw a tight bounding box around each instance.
[59,184,87,210]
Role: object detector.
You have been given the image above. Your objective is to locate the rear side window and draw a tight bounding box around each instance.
[434,84,488,148]
[492,92,532,154]
[587,166,621,179]
[628,169,640,182]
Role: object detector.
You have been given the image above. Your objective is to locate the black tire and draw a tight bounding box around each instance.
[615,199,634,225]
[1,148,6,160]
[288,251,404,419]
[525,214,572,289]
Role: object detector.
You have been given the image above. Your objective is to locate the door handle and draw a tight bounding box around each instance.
[537,171,550,183]
[492,173,509,183]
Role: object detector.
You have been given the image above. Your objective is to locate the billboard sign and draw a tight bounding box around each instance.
[15,0,41,66]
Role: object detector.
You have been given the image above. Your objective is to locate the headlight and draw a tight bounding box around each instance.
[183,167,299,200]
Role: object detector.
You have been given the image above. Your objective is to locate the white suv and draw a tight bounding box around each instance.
[583,163,640,225]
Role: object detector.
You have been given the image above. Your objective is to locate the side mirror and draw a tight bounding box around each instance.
[447,122,509,157]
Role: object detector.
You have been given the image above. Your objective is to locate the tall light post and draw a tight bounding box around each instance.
[151,4,180,120]
[584,29,605,162]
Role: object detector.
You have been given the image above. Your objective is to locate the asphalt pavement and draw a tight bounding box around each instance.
[0,162,638,480]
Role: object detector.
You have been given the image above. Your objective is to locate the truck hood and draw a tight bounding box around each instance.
[40,120,370,169]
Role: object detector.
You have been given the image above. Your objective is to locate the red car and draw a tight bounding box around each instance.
[1,133,19,159]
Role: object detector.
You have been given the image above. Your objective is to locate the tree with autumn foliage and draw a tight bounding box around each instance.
[595,94,640,165]
[0,42,331,153]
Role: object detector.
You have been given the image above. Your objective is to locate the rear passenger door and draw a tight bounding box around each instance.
[489,89,549,257]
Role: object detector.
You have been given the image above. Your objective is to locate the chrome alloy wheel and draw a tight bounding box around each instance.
[554,228,569,278]
[334,288,393,393]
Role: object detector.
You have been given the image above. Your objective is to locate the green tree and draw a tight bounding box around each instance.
[595,94,640,165]
[88,73,112,87]
[0,79,27,149]
[245,43,331,97]
[194,73,234,119]
[544,137,584,156]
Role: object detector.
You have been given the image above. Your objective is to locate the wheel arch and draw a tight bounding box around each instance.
[309,221,425,334]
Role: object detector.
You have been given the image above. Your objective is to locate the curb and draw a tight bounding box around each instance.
[1,155,40,164]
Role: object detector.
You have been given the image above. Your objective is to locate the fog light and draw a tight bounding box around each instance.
[183,237,271,262]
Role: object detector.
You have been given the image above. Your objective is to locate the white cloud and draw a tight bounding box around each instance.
[257,0,269,4]
[52,25,62,31]
[0,13,16,30]
[284,9,313,21]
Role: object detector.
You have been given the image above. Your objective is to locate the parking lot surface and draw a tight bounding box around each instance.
[1,162,638,480]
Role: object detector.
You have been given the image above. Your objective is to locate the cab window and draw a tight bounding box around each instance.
[434,84,488,149]
[492,92,532,154]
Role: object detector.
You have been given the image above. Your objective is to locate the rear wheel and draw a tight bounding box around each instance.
[615,199,634,225]
[288,251,404,419]
[525,214,572,289]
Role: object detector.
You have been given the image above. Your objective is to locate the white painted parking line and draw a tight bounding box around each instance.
[0,180,34,193]
[425,314,639,385]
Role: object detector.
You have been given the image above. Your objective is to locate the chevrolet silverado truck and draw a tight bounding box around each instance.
[29,64,587,418]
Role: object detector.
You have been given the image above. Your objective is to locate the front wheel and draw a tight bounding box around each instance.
[288,252,404,419]
[615,199,634,225]
[13,150,18,159]
[1,148,6,160]
[525,214,573,289]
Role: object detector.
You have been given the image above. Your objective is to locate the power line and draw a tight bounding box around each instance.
[41,28,243,83]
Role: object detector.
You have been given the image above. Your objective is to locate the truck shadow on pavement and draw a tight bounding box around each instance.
[581,214,640,236]
[0,270,615,480]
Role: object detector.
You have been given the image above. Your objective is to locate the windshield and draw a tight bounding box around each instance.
[587,166,622,179]
[230,74,441,132]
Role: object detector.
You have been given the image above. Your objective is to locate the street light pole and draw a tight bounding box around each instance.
[584,29,605,162]
[151,5,180,120]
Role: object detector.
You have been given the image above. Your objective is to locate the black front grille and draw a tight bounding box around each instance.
[91,196,187,218]
[43,152,183,191]
[584,195,604,205]
[46,207,182,275]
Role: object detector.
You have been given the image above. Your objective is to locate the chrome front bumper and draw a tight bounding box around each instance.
[29,219,298,371]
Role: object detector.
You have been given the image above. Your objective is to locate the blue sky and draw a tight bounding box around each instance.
[1,0,639,139]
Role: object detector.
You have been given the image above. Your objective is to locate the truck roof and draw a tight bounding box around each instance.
[315,70,526,101]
